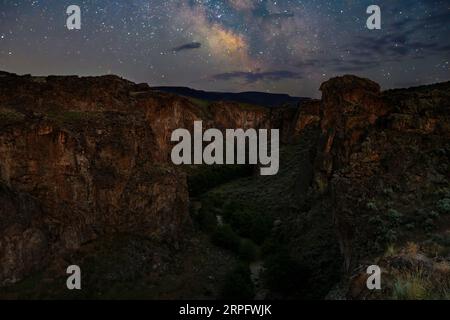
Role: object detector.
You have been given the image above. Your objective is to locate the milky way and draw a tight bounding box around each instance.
[0,0,449,97]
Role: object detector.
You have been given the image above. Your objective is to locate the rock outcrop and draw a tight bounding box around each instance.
[292,75,450,298]
[1,71,449,299]
[0,72,275,286]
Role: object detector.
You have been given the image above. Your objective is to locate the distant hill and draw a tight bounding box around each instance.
[152,86,310,108]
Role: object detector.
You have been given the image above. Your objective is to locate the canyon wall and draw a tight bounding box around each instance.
[1,71,448,297]
[291,76,449,298]
[0,72,274,285]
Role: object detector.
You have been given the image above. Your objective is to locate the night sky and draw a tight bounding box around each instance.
[0,0,449,97]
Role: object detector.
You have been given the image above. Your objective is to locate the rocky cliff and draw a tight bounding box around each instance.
[292,75,450,299]
[0,71,449,299]
[0,71,274,286]
[193,75,450,299]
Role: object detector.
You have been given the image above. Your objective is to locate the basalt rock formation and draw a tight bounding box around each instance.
[0,71,449,299]
[196,75,449,299]
[0,71,273,286]
[291,75,450,298]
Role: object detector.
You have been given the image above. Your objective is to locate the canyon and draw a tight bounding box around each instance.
[0,71,449,299]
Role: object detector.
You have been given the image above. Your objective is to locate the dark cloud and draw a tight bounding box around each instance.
[297,58,379,73]
[295,59,321,68]
[415,12,450,30]
[345,8,450,62]
[334,59,380,72]
[347,30,447,62]
[212,70,303,83]
[390,18,414,30]
[171,42,202,53]
[295,6,449,76]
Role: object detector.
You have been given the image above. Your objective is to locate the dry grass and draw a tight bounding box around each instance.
[405,242,419,256]
[392,270,429,300]
[390,262,449,300]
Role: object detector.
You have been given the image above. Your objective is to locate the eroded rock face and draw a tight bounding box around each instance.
[293,100,321,135]
[0,74,195,284]
[294,75,450,291]
[0,184,48,284]
[0,72,277,285]
[209,101,271,131]
[2,71,449,298]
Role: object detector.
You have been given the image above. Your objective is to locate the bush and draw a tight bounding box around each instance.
[196,208,217,233]
[211,224,241,253]
[388,209,403,225]
[249,213,273,244]
[220,264,255,300]
[406,223,415,230]
[239,239,258,262]
[222,201,240,219]
[227,209,254,237]
[222,204,273,244]
[366,201,378,211]
[385,229,398,243]
[260,235,290,257]
[437,198,450,214]
[424,218,436,232]
[187,165,253,196]
[428,210,440,220]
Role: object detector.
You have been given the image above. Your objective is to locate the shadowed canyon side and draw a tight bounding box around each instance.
[0,71,449,299]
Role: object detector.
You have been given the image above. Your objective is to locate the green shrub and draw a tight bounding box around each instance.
[220,264,255,300]
[260,237,283,257]
[368,215,383,227]
[249,213,273,244]
[227,209,254,237]
[385,229,398,243]
[222,201,240,219]
[437,198,450,214]
[424,218,436,232]
[211,224,241,253]
[239,239,258,262]
[187,165,253,196]
[388,209,403,225]
[223,205,273,244]
[428,210,440,220]
[196,208,217,233]
[366,201,378,211]
[406,223,415,230]
[432,234,450,247]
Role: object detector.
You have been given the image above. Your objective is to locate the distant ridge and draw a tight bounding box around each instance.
[152,86,311,108]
